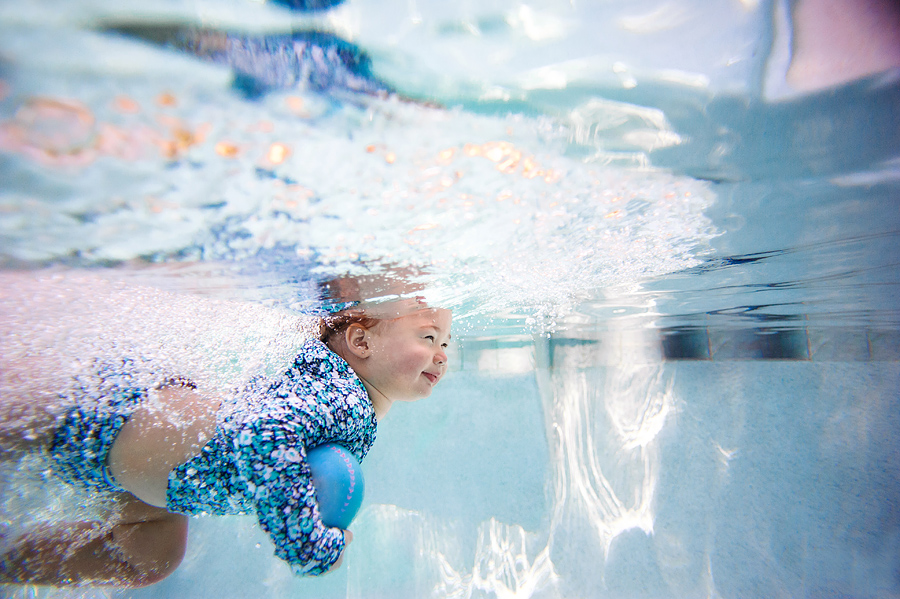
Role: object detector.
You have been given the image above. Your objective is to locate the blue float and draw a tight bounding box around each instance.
[306,443,365,529]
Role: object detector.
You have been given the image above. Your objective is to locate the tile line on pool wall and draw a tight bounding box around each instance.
[449,327,900,370]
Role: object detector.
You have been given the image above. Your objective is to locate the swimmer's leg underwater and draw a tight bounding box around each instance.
[0,274,196,586]
[0,379,195,586]
[0,494,187,587]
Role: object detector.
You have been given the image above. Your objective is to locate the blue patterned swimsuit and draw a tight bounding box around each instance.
[50,339,377,576]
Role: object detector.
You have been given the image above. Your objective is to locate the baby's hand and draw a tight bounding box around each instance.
[325,529,352,574]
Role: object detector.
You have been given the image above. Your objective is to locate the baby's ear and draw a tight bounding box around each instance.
[344,324,371,358]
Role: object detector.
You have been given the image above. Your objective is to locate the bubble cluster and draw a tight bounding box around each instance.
[0,78,716,328]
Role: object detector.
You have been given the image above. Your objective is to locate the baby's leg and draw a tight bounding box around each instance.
[108,383,220,507]
[0,494,188,587]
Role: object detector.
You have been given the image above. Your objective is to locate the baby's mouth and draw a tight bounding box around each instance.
[422,372,439,384]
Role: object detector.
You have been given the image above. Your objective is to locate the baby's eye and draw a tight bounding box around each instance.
[424,335,435,341]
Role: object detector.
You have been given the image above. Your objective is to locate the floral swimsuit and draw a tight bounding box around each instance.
[50,339,377,576]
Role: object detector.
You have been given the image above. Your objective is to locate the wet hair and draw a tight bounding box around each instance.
[318,312,380,345]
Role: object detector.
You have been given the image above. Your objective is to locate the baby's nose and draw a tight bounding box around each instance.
[434,349,447,365]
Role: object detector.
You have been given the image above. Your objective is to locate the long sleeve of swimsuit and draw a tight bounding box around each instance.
[231,410,343,574]
[165,339,377,576]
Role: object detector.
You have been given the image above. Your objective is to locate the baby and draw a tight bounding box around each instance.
[0,274,451,587]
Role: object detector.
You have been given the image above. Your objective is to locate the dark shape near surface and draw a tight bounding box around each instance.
[269,0,347,12]
[102,22,393,99]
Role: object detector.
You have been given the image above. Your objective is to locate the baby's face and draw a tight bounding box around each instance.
[365,308,452,402]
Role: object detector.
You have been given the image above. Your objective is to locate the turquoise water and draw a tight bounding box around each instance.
[1,0,898,597]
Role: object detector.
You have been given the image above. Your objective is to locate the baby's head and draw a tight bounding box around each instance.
[320,299,452,417]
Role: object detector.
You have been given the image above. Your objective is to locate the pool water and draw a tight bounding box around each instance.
[1,0,898,597]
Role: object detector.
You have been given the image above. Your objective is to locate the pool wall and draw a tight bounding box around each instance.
[9,334,892,599]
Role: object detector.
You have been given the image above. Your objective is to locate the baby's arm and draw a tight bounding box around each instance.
[108,383,349,574]
[200,414,348,575]
[104,378,350,578]
[0,495,187,587]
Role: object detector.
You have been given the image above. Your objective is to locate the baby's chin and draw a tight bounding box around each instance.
[399,388,433,402]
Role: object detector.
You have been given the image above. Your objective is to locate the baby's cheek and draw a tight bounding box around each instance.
[400,350,428,371]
